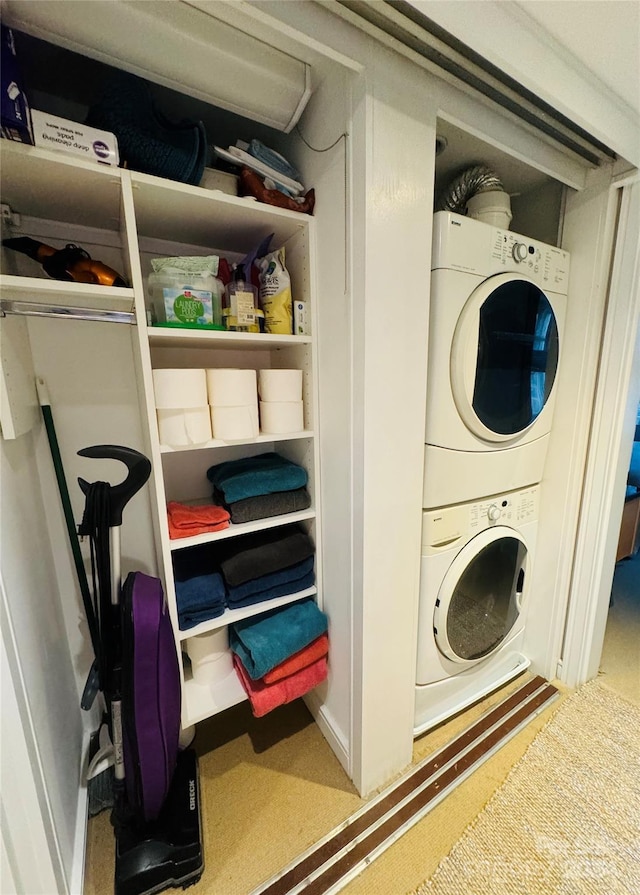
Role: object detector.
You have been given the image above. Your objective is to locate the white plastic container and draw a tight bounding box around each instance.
[466,190,512,229]
[147,256,224,326]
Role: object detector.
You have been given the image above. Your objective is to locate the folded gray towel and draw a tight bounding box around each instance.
[219,524,314,588]
[217,487,311,524]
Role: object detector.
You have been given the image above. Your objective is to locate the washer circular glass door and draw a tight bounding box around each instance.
[434,526,528,665]
[451,273,559,442]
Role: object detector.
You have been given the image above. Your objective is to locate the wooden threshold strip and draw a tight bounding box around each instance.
[251,675,558,895]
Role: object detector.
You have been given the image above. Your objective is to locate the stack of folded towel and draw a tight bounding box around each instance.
[172,523,316,629]
[219,524,315,609]
[207,452,311,524]
[173,547,226,630]
[167,500,230,540]
[229,599,329,717]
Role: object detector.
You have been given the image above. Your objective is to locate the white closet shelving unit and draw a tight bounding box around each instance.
[1,139,322,729]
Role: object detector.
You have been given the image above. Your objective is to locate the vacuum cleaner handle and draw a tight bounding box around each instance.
[78,445,151,527]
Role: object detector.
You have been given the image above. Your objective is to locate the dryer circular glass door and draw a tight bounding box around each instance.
[433,526,528,665]
[451,273,559,442]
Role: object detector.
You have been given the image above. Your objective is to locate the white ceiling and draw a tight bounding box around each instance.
[515,0,640,113]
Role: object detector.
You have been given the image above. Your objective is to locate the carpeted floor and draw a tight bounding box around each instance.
[83,553,639,895]
[411,680,640,895]
[598,551,640,706]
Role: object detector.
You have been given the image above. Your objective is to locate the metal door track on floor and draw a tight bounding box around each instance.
[250,675,558,895]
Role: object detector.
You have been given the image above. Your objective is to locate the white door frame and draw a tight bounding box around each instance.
[1,580,65,895]
[561,175,640,687]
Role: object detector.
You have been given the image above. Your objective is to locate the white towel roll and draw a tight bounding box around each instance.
[210,403,259,441]
[152,368,208,409]
[258,368,303,403]
[157,407,212,446]
[206,368,257,407]
[185,628,233,684]
[259,400,304,434]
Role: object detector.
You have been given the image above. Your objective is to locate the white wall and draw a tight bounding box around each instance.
[290,63,354,766]
[1,299,157,890]
[1,422,81,890]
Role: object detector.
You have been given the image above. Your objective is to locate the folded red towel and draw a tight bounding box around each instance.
[233,653,327,718]
[263,633,329,684]
[167,501,230,539]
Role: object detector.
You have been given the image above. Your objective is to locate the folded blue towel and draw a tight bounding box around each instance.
[176,572,226,630]
[249,139,301,181]
[207,452,307,504]
[226,555,314,602]
[229,598,328,679]
[179,602,225,630]
[226,569,315,609]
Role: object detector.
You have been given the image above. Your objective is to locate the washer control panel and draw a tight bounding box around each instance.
[422,485,539,554]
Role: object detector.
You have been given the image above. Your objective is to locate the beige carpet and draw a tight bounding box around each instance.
[412,680,640,895]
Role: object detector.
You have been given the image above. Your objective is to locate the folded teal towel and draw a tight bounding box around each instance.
[229,598,328,679]
[207,452,307,504]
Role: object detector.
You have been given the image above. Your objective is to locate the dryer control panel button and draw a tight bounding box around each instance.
[512,242,528,262]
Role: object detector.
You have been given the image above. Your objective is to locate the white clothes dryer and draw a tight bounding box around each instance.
[424,211,570,508]
[414,485,537,736]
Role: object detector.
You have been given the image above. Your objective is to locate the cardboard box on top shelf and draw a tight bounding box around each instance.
[1,25,34,144]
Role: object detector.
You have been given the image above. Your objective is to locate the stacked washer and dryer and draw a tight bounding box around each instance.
[414,210,570,735]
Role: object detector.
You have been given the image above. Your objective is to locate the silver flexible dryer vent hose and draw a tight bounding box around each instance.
[437,165,504,214]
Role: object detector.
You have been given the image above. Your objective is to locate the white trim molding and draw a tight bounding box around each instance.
[561,176,640,687]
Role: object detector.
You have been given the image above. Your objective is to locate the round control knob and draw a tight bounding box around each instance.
[513,242,528,262]
[487,504,501,522]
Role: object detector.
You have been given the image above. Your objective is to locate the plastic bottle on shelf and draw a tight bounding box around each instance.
[222,263,263,333]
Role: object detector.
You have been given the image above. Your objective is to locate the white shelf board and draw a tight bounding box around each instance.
[0,141,122,228]
[183,664,247,725]
[169,509,316,550]
[0,275,136,313]
[147,326,311,349]
[160,430,314,453]
[130,170,311,252]
[178,586,317,641]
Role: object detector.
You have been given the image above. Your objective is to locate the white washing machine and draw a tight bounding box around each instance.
[414,485,538,736]
[424,211,570,508]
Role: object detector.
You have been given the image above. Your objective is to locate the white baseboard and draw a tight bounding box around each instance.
[304,690,350,778]
[69,731,91,895]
